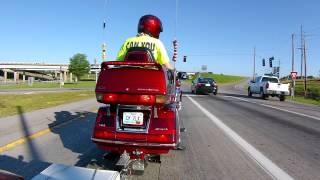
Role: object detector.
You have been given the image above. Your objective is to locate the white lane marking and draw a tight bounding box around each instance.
[224,96,320,121]
[223,95,252,103]
[182,94,208,97]
[187,95,293,180]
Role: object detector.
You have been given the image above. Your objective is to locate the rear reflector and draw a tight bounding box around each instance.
[147,134,175,143]
[93,130,115,140]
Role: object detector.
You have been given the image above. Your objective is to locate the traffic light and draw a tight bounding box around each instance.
[183,56,187,62]
[172,40,178,62]
[269,56,274,68]
[262,59,265,66]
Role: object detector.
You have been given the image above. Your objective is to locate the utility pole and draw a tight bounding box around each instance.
[253,47,256,80]
[303,39,307,97]
[291,33,295,98]
[300,25,304,79]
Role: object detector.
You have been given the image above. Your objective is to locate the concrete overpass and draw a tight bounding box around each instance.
[0,62,101,83]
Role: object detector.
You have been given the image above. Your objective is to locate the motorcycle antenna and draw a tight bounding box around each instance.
[102,0,109,62]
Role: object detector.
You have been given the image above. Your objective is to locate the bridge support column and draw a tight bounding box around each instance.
[3,69,7,83]
[69,73,73,82]
[14,72,19,83]
[64,71,67,82]
[59,71,62,81]
[23,74,26,83]
[54,71,58,79]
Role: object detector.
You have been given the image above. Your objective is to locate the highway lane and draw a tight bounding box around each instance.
[1,82,320,179]
[0,96,272,179]
[220,79,320,119]
[193,94,320,179]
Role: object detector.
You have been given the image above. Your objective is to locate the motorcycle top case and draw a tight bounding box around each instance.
[96,61,169,96]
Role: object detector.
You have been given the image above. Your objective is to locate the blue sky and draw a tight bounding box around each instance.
[1,0,320,77]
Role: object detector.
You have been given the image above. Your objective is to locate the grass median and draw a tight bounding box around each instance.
[0,91,95,118]
[290,96,320,105]
[184,73,246,85]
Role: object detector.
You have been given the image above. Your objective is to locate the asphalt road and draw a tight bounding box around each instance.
[1,81,320,179]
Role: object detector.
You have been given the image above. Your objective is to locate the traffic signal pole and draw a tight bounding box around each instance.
[253,47,256,80]
[304,39,307,97]
[300,25,304,79]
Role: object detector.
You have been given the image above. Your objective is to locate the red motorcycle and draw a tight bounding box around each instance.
[91,48,182,174]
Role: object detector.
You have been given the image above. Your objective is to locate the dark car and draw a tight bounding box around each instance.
[191,77,218,95]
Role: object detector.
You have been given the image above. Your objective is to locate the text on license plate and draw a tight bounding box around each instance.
[205,84,210,87]
[123,112,144,125]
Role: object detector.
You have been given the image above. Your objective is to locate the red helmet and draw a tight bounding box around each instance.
[138,15,163,39]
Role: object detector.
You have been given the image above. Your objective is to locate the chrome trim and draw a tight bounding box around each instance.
[91,138,176,147]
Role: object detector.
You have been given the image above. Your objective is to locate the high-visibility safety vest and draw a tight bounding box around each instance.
[116,34,170,65]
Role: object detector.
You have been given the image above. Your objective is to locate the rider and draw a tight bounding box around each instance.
[116,15,173,70]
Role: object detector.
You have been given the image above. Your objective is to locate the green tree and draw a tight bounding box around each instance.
[69,53,90,81]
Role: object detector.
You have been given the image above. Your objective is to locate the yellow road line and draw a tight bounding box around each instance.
[0,128,51,153]
[0,109,97,153]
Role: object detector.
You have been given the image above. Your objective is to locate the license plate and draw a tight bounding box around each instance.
[205,84,210,87]
[123,112,144,125]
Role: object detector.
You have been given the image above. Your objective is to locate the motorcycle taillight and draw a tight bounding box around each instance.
[103,93,118,103]
[147,134,175,144]
[93,129,115,140]
[100,93,157,105]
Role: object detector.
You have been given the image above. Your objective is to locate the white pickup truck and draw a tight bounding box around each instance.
[248,75,290,101]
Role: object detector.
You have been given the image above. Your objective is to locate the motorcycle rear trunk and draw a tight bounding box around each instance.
[92,61,179,159]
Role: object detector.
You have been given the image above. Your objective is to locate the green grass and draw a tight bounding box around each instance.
[290,96,320,105]
[283,79,320,101]
[0,81,96,90]
[80,73,96,81]
[184,73,246,85]
[0,91,95,118]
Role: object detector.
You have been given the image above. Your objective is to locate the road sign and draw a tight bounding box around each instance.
[201,65,207,71]
[291,71,298,80]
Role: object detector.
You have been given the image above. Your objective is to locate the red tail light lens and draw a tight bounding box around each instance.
[104,93,118,102]
[147,134,175,143]
[140,95,155,103]
[99,93,157,105]
[93,130,115,139]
